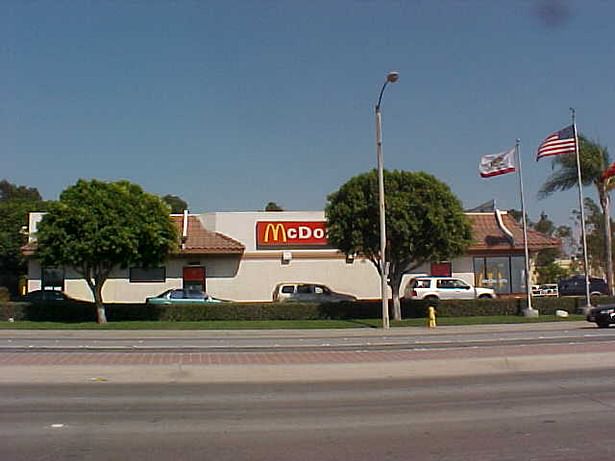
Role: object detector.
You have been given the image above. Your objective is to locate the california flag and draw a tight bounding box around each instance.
[479,147,516,178]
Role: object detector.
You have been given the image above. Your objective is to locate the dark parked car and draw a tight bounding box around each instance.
[557,276,608,297]
[587,304,615,328]
[16,289,75,303]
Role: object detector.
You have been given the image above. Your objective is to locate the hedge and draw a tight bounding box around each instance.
[1,295,611,323]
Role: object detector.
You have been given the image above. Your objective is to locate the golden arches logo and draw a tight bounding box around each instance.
[263,223,287,243]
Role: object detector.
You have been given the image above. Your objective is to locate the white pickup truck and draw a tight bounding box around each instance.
[405,276,496,301]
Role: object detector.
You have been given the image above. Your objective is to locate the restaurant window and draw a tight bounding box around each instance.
[510,256,527,293]
[473,256,527,294]
[129,267,166,283]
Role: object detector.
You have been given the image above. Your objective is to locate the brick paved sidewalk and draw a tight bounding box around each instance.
[0,341,611,366]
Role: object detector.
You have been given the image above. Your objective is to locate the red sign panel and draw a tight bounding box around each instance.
[256,221,331,249]
[183,266,205,282]
[431,262,452,277]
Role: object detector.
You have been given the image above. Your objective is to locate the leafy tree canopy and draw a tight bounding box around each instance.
[36,179,178,323]
[533,211,556,236]
[0,179,42,202]
[507,209,523,224]
[326,170,472,319]
[265,202,284,211]
[162,194,188,213]
[0,180,47,293]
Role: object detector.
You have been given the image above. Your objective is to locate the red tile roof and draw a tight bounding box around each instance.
[171,215,244,255]
[467,212,560,253]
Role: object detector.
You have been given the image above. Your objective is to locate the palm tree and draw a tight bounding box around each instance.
[538,135,614,295]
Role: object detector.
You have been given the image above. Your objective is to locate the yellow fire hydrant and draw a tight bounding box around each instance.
[427,305,437,328]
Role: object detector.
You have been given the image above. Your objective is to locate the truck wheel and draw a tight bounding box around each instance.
[478,294,492,299]
[424,295,439,304]
[597,321,610,328]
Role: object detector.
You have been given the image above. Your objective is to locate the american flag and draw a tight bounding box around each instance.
[536,125,577,161]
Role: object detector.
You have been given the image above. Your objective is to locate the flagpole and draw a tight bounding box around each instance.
[516,139,536,315]
[571,107,592,311]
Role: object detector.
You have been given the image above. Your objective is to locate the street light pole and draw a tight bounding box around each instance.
[375,71,399,330]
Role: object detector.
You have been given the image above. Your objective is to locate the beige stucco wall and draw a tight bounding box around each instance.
[28,253,476,303]
[25,211,485,303]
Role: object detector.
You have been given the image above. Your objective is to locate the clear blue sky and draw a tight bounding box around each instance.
[3,1,614,228]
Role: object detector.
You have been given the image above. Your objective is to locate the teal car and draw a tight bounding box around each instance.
[145,289,225,305]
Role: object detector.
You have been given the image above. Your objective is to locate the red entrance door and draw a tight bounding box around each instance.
[183,266,206,291]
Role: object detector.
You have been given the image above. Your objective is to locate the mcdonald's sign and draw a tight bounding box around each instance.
[256,221,331,249]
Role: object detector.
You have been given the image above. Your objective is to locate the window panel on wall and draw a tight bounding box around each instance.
[42,267,64,290]
[129,267,166,283]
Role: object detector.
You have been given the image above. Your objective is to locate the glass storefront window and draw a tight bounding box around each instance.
[484,257,510,294]
[473,255,528,294]
[473,258,486,287]
[510,256,526,293]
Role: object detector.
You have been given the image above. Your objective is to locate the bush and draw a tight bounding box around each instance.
[0,287,9,303]
[1,295,608,323]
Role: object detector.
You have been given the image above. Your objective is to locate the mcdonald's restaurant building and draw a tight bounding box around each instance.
[24,210,559,303]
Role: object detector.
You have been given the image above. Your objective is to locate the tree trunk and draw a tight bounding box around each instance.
[94,283,107,324]
[390,270,404,321]
[391,283,402,321]
[601,192,614,295]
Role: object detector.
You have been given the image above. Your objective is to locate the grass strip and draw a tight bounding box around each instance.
[0,315,586,330]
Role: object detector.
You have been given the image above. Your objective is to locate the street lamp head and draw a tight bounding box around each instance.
[386,71,399,83]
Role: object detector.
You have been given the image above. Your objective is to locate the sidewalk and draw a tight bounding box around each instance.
[1,321,613,385]
[0,342,613,384]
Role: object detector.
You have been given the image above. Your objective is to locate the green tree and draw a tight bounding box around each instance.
[555,224,576,257]
[531,212,573,283]
[265,201,284,211]
[0,180,47,293]
[532,212,559,267]
[536,262,569,284]
[533,211,555,235]
[36,180,178,323]
[162,194,188,213]
[572,197,615,276]
[326,170,472,320]
[0,179,42,202]
[539,135,614,295]
[506,209,533,227]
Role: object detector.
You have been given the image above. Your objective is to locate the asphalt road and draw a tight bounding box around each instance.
[3,322,615,460]
[2,369,615,461]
